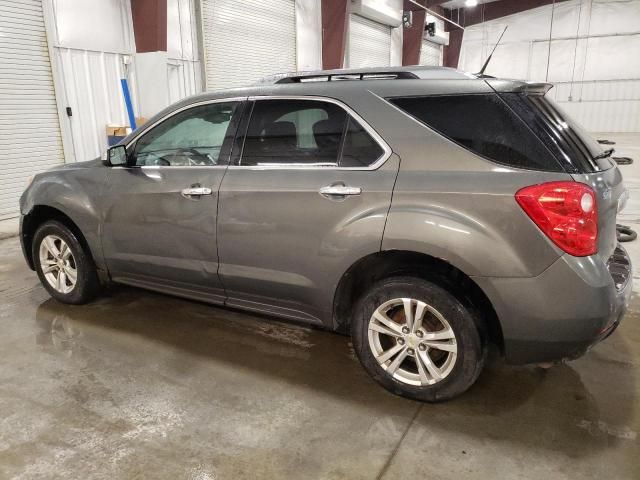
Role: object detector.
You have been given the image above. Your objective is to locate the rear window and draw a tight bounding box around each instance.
[389,94,563,172]
[500,93,609,173]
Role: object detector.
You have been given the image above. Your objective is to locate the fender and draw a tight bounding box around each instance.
[382,194,561,278]
[20,160,109,271]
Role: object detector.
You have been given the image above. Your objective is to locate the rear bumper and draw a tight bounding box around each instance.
[473,245,632,365]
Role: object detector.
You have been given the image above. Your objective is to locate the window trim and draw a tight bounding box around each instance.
[229,95,392,171]
[118,97,247,170]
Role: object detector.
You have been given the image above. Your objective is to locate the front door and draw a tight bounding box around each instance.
[101,99,243,303]
[217,97,399,323]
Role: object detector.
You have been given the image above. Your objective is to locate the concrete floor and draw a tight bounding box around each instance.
[2,136,640,479]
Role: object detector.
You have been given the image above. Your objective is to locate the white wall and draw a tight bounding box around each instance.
[47,0,138,162]
[459,0,640,132]
[135,0,204,119]
[167,0,203,103]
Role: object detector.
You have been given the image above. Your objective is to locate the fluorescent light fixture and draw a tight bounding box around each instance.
[465,0,479,6]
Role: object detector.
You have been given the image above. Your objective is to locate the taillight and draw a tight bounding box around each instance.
[516,181,598,257]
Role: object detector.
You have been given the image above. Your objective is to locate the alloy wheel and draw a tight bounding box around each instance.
[39,235,77,294]
[368,298,457,386]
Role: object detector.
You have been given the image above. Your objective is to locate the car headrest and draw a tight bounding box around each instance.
[313,119,342,152]
[262,121,297,149]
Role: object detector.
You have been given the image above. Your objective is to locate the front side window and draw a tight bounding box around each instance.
[133,102,239,167]
[389,94,563,172]
[239,99,385,168]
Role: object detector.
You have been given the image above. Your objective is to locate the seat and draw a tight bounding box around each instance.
[313,118,343,163]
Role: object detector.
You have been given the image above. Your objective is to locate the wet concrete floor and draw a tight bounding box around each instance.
[1,236,639,479]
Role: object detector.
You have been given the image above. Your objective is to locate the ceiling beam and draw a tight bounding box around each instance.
[404,0,448,12]
[443,0,569,30]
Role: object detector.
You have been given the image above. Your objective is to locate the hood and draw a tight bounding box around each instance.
[48,157,105,171]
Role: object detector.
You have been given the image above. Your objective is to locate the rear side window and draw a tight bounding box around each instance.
[239,99,385,168]
[389,94,563,172]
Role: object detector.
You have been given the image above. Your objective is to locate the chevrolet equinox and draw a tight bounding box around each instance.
[20,66,632,401]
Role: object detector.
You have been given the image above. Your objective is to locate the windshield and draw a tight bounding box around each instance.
[501,93,611,173]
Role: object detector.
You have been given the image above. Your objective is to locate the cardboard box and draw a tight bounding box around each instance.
[106,125,128,136]
[135,117,149,127]
[107,135,126,147]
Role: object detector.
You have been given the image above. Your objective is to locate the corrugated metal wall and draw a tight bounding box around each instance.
[167,59,202,104]
[201,0,297,90]
[420,40,442,66]
[0,0,65,220]
[53,49,138,162]
[48,0,138,162]
[458,0,640,132]
[347,14,392,68]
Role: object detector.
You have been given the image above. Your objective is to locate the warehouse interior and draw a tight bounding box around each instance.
[1,0,640,478]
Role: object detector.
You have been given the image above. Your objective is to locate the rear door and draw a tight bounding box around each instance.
[217,97,399,324]
[101,99,243,302]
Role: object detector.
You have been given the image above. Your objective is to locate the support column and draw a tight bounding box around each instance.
[131,0,167,53]
[321,0,349,69]
[402,8,425,66]
[443,28,462,68]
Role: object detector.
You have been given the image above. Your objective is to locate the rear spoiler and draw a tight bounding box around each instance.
[485,79,554,96]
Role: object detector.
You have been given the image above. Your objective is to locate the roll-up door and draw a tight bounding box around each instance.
[201,0,296,90]
[420,39,443,66]
[347,14,392,68]
[0,0,65,220]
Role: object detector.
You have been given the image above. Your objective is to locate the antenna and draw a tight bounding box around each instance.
[477,25,508,77]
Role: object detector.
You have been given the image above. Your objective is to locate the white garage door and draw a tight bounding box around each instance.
[0,0,65,220]
[201,0,296,90]
[420,39,442,66]
[347,14,392,68]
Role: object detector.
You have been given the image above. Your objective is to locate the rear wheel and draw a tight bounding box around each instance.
[351,277,486,402]
[33,220,100,304]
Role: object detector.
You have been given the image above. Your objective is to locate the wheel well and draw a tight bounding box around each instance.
[22,205,93,270]
[332,250,504,353]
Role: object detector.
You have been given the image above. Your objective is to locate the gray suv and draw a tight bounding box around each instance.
[19,66,632,401]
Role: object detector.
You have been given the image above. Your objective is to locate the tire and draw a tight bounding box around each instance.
[351,276,486,402]
[32,220,100,304]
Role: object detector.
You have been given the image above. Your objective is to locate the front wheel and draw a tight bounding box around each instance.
[32,220,100,304]
[351,277,486,402]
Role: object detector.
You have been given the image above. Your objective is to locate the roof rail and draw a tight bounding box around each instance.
[275,71,419,84]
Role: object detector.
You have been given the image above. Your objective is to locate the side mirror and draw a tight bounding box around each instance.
[107,145,128,166]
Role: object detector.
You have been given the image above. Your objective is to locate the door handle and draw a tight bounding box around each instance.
[319,185,362,198]
[181,186,212,197]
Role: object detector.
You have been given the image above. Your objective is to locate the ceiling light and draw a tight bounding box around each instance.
[465,0,479,7]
